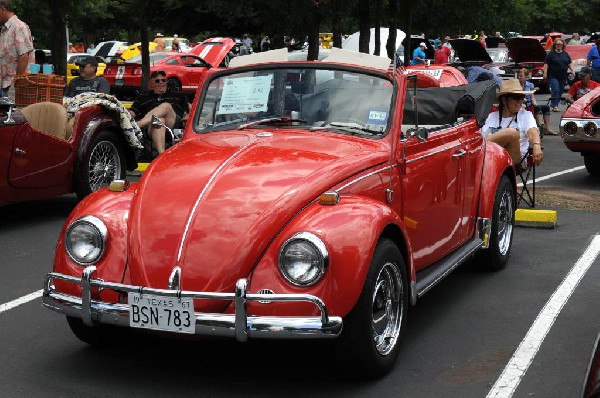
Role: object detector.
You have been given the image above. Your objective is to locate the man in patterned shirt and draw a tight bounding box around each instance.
[0,0,33,101]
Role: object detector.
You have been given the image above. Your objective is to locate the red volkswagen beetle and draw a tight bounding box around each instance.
[43,48,515,377]
[103,37,237,99]
[0,98,138,204]
[560,87,600,175]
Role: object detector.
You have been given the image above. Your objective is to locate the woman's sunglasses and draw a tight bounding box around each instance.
[154,78,166,83]
[506,94,525,101]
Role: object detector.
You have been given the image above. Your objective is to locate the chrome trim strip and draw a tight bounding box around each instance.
[177,138,258,263]
[43,268,342,340]
[336,165,393,193]
[405,142,462,164]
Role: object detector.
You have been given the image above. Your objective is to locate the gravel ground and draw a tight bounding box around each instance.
[528,187,600,212]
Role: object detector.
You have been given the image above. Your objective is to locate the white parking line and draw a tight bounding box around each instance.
[487,234,600,398]
[517,165,585,187]
[0,289,43,315]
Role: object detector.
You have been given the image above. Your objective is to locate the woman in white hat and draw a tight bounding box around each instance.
[481,79,543,168]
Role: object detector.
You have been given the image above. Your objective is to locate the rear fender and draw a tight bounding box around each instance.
[246,195,411,318]
[52,185,137,303]
[478,141,516,218]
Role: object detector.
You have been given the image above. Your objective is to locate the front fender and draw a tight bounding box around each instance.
[478,141,515,218]
[52,184,137,303]
[246,195,409,318]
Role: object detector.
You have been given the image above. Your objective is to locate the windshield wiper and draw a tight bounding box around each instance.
[239,117,307,129]
[310,122,385,135]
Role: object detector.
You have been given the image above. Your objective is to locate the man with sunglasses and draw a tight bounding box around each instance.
[64,56,110,98]
[129,70,189,155]
[481,79,543,169]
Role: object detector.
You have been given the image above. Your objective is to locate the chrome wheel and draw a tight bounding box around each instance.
[88,140,122,192]
[371,261,404,356]
[497,189,514,256]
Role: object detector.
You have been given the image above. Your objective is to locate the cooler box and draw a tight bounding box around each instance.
[14,74,65,108]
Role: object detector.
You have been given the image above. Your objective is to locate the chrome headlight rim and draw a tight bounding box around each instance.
[278,232,329,287]
[65,215,107,265]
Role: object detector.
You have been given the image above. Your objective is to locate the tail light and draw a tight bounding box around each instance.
[532,69,544,77]
[584,122,597,137]
[563,121,578,136]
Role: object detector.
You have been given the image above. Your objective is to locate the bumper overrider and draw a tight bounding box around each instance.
[43,266,343,341]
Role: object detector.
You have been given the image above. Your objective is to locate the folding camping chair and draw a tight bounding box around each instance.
[516,147,536,207]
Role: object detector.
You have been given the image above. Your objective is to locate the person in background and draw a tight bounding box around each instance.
[433,42,451,64]
[481,79,543,168]
[128,70,189,156]
[63,56,110,98]
[477,31,486,48]
[566,67,600,104]
[242,34,252,49]
[442,36,452,49]
[86,43,95,54]
[74,42,85,53]
[0,0,34,101]
[517,68,556,135]
[586,38,600,83]
[154,33,166,52]
[543,38,574,111]
[410,42,427,65]
[569,33,582,45]
[68,42,77,53]
[171,38,181,52]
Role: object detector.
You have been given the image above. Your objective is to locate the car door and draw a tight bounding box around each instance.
[399,125,467,271]
[179,55,208,91]
[457,121,484,239]
[8,122,72,188]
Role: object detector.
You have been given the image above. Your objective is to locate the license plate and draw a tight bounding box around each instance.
[115,79,124,86]
[128,292,195,334]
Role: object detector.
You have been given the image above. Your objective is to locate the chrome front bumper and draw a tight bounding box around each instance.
[43,266,343,341]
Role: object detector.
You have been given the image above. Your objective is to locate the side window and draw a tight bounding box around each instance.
[165,58,179,65]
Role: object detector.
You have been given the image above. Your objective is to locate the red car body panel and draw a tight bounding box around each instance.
[404,65,468,87]
[46,58,515,340]
[0,106,134,204]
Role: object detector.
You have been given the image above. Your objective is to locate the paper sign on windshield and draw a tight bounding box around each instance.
[217,75,272,114]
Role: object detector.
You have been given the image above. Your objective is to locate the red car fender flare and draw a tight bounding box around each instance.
[53,185,137,302]
[478,140,516,218]
[247,195,413,318]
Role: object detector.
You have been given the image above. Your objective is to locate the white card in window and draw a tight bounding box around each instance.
[217,75,272,114]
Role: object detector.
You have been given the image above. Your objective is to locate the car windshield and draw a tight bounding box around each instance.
[194,66,394,138]
[126,53,169,64]
[486,49,509,63]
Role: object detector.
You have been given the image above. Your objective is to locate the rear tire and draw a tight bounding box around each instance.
[584,154,600,176]
[167,77,182,92]
[75,130,126,199]
[335,238,408,378]
[478,175,514,271]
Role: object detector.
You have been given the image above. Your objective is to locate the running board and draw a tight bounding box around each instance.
[415,238,483,298]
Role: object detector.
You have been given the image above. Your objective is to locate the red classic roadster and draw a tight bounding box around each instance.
[43,48,516,377]
[560,87,600,175]
[0,98,138,204]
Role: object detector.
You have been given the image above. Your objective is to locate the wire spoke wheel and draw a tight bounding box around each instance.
[497,189,514,256]
[88,140,121,192]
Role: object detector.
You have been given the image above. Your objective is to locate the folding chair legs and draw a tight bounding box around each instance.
[517,162,535,208]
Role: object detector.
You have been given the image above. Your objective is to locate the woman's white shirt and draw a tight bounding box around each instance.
[481,109,537,157]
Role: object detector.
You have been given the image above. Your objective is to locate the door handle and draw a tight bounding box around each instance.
[452,149,466,158]
[15,148,26,155]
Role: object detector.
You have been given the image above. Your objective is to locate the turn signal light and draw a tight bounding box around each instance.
[109,180,130,192]
[319,191,339,206]
[563,121,578,136]
[584,122,597,137]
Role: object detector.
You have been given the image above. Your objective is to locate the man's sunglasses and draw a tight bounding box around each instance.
[153,78,166,83]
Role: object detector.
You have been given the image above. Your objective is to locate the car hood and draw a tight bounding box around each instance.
[505,38,546,63]
[127,130,389,310]
[189,37,236,68]
[450,39,492,64]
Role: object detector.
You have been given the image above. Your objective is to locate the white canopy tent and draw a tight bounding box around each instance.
[342,28,406,58]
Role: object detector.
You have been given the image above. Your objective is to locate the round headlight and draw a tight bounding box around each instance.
[279,232,328,286]
[65,216,107,265]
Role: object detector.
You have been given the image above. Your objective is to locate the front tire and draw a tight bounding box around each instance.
[75,130,126,199]
[584,154,600,176]
[336,238,408,378]
[479,175,515,271]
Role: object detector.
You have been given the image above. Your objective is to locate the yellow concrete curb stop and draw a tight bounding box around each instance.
[135,163,149,172]
[515,208,557,229]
